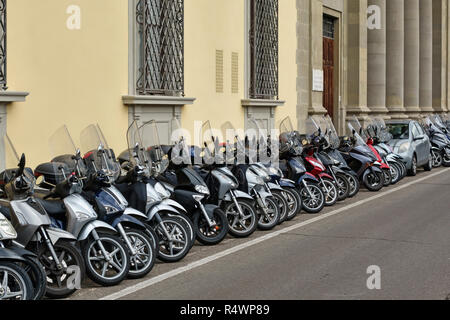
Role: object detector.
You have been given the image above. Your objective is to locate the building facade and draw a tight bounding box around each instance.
[0,0,449,169]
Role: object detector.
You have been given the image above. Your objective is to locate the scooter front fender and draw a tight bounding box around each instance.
[279,178,296,188]
[266,182,284,192]
[298,173,319,184]
[46,227,77,245]
[109,214,147,230]
[318,173,334,181]
[124,207,148,220]
[223,190,254,202]
[161,199,187,213]
[78,221,118,241]
[148,204,181,221]
[0,247,28,263]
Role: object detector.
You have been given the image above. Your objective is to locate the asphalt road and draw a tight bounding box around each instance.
[71,167,450,300]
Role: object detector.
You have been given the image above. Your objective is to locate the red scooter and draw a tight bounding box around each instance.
[302,137,338,207]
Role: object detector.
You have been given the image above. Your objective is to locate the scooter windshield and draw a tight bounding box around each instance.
[279,116,303,155]
[347,122,372,154]
[4,134,36,188]
[139,120,169,175]
[127,121,151,172]
[80,124,121,182]
[305,117,322,138]
[221,121,245,163]
[348,115,367,140]
[49,125,77,159]
[324,115,340,149]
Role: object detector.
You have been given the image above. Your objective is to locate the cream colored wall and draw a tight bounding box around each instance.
[276,0,299,130]
[182,0,246,142]
[7,0,129,168]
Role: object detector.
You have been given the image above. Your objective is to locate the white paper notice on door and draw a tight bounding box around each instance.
[312,69,324,92]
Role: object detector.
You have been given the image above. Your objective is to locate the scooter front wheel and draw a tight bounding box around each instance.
[125,228,156,279]
[82,234,130,287]
[154,217,191,262]
[38,240,86,299]
[193,208,229,245]
[271,190,289,224]
[299,182,325,214]
[223,199,258,238]
[256,196,281,230]
[363,170,384,192]
[282,187,302,220]
[0,262,34,300]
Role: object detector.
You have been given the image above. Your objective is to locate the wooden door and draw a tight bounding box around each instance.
[323,37,334,119]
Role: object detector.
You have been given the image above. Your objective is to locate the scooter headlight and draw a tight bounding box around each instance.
[195,185,210,195]
[0,216,17,239]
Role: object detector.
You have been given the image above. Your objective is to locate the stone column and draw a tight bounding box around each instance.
[404,0,421,117]
[346,0,370,118]
[367,0,388,116]
[432,0,448,112]
[419,0,434,113]
[386,0,407,118]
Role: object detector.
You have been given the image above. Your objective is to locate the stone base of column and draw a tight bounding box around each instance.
[308,105,328,115]
[404,106,422,119]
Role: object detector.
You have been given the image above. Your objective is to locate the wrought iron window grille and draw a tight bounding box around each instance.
[136,0,184,96]
[249,0,278,100]
[0,0,6,90]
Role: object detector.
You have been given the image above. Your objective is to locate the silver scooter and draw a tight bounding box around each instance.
[0,146,85,299]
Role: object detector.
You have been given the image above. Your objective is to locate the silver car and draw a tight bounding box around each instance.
[386,120,433,175]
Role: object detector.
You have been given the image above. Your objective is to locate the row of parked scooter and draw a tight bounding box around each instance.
[0,113,448,300]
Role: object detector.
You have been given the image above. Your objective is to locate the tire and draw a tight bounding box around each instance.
[222,199,258,238]
[159,211,195,248]
[423,153,433,171]
[193,208,229,245]
[320,178,338,207]
[345,173,360,198]
[0,262,34,300]
[442,150,450,167]
[388,162,401,184]
[143,223,160,252]
[154,217,191,262]
[271,190,289,224]
[432,149,443,168]
[16,256,47,300]
[125,229,156,279]
[334,173,350,201]
[282,187,302,220]
[408,155,418,176]
[382,168,393,185]
[38,241,86,299]
[299,182,325,214]
[255,196,280,230]
[82,234,130,286]
[363,170,384,192]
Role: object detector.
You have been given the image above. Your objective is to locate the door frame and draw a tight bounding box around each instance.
[322,7,343,134]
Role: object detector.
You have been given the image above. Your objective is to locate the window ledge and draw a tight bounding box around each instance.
[241,99,285,107]
[0,91,29,103]
[122,95,196,106]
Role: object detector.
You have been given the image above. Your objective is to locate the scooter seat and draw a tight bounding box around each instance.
[36,198,66,217]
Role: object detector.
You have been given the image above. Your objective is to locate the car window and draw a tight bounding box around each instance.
[387,124,409,139]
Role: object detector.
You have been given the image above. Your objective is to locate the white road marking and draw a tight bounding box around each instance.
[100,168,450,300]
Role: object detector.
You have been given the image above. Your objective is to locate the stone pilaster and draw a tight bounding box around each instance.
[404,0,421,118]
[367,0,388,116]
[420,0,434,113]
[386,0,407,119]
